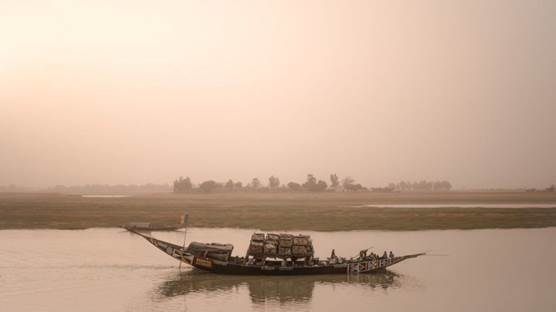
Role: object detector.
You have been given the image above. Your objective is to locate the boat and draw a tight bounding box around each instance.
[122,214,187,231]
[122,222,184,231]
[129,230,425,275]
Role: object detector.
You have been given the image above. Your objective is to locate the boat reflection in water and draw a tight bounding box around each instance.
[157,269,405,304]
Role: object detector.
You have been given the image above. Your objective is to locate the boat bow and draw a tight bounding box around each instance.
[129,229,194,265]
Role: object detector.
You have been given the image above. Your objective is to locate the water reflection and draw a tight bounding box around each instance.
[157,270,404,303]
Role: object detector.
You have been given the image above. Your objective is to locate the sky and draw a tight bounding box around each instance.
[1,0,555,189]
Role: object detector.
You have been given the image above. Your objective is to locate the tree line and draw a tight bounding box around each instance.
[386,180,452,192]
[173,175,453,193]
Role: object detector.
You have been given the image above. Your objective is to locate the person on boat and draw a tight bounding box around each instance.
[382,251,387,259]
[389,251,394,258]
[329,249,338,264]
[359,249,367,259]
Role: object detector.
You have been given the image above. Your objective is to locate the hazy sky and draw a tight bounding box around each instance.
[1,0,555,189]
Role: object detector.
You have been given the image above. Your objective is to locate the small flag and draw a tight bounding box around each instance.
[180,213,189,225]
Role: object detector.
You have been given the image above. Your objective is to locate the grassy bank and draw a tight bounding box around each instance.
[1,192,556,231]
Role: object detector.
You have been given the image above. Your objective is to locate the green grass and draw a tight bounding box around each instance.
[1,192,556,231]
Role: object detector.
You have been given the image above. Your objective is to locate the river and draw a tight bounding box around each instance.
[0,227,555,311]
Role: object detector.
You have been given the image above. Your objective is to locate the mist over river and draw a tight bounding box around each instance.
[0,227,555,312]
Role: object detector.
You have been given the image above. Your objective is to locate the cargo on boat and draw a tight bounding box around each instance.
[129,230,425,275]
[247,233,314,260]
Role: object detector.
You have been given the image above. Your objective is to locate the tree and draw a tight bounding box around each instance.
[342,177,364,191]
[393,180,452,192]
[303,174,327,192]
[287,182,302,191]
[413,180,433,192]
[330,174,339,189]
[342,177,354,190]
[302,174,316,191]
[304,174,317,187]
[315,180,328,191]
[173,176,193,193]
[398,181,410,192]
[199,180,218,193]
[268,176,280,189]
[250,178,261,189]
[346,183,364,191]
[234,181,243,189]
[225,179,234,189]
[433,180,452,191]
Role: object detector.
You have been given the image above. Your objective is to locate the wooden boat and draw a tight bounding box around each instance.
[130,230,425,275]
[122,221,184,232]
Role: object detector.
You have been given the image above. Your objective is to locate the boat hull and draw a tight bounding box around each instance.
[193,262,348,275]
[190,255,416,275]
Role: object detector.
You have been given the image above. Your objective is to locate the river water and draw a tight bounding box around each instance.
[0,227,555,312]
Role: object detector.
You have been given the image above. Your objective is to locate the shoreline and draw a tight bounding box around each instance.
[1,192,556,231]
[1,225,556,233]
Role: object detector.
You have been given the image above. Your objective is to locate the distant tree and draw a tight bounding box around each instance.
[371,186,393,192]
[342,177,354,190]
[173,176,193,193]
[393,180,451,192]
[433,180,452,191]
[330,174,340,189]
[250,178,261,189]
[315,180,328,191]
[398,181,411,192]
[287,182,302,191]
[302,174,316,191]
[345,183,365,191]
[546,184,555,192]
[304,174,317,187]
[412,180,433,192]
[303,174,327,192]
[225,179,234,189]
[199,180,218,193]
[268,176,280,189]
[343,177,365,191]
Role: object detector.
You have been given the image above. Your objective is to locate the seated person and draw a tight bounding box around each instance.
[359,249,367,259]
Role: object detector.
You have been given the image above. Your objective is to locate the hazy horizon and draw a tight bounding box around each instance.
[2,0,555,189]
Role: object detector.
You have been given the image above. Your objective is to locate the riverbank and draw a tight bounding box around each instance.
[1,192,556,231]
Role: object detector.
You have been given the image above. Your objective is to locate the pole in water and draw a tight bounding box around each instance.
[179,211,189,270]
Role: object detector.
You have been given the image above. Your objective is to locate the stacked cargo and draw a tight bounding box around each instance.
[247,232,314,260]
[247,233,265,259]
[278,234,293,258]
[186,241,234,261]
[263,234,278,257]
[292,235,313,258]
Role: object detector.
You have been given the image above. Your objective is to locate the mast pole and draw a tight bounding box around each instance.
[179,211,189,270]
